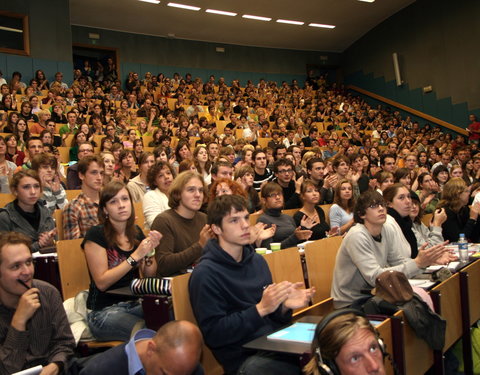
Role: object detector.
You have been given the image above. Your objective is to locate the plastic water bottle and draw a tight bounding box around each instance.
[458,233,469,263]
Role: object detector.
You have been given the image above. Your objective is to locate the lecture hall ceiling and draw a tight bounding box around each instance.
[70,0,415,52]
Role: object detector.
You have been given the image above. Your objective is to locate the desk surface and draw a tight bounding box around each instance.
[108,286,134,296]
[243,316,321,355]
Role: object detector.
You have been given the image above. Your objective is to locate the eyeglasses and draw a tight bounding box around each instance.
[277,169,293,174]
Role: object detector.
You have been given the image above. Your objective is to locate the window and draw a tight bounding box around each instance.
[0,12,30,56]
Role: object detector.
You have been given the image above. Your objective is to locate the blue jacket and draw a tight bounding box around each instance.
[189,239,292,374]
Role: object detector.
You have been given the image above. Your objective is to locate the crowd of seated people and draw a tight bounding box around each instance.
[1,66,480,365]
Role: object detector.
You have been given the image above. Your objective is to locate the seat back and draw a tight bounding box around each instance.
[65,189,82,201]
[56,239,90,300]
[133,201,145,230]
[171,273,223,375]
[263,246,305,286]
[304,236,343,303]
[53,209,64,240]
[0,193,14,208]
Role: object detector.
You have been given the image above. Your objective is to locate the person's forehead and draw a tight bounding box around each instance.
[1,243,31,266]
[218,166,232,173]
[29,141,43,148]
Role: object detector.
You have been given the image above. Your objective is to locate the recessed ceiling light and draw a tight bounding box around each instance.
[206,9,237,16]
[358,0,375,2]
[139,0,160,4]
[276,19,304,25]
[309,23,335,29]
[168,2,200,10]
[242,14,272,22]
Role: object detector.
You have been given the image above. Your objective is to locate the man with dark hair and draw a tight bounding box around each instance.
[207,142,219,162]
[63,155,104,239]
[0,232,75,374]
[302,127,318,148]
[252,150,274,191]
[322,138,337,159]
[66,142,94,189]
[273,159,302,209]
[18,137,44,171]
[59,110,78,137]
[211,160,233,182]
[273,145,287,161]
[45,120,62,147]
[380,154,396,173]
[306,157,335,204]
[331,190,445,308]
[79,320,204,375]
[190,195,314,375]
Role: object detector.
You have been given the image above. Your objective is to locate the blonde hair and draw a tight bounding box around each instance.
[304,313,378,375]
[438,177,467,212]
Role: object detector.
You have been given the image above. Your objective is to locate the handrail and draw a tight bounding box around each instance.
[347,84,468,136]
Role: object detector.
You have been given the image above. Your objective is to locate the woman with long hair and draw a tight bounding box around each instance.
[114,149,138,184]
[329,179,355,234]
[438,177,480,243]
[409,192,446,248]
[193,145,211,185]
[82,181,161,341]
[13,118,30,151]
[432,165,449,191]
[127,152,155,203]
[5,134,25,166]
[101,151,115,184]
[415,172,440,214]
[462,159,475,186]
[294,179,331,240]
[3,111,19,133]
[69,130,87,162]
[0,136,17,193]
[174,140,191,170]
[100,137,113,152]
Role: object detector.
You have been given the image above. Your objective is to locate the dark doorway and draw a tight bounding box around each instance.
[306,65,342,87]
[72,44,120,83]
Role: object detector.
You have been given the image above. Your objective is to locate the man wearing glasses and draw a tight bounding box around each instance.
[272,159,301,209]
[331,190,445,308]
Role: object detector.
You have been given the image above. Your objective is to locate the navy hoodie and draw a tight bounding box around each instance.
[189,239,292,374]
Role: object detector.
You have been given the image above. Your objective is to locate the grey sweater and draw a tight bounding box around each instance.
[257,208,300,249]
[331,223,421,308]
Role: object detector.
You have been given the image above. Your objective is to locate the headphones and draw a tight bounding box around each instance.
[313,308,386,375]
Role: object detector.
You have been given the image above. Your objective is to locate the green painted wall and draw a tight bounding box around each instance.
[71,25,340,85]
[343,0,480,128]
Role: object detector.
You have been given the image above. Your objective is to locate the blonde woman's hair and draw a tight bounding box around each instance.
[438,177,468,212]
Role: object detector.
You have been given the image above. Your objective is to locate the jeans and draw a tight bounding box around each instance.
[87,300,144,341]
[236,351,301,375]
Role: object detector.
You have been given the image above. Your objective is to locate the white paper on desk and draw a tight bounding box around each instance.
[12,365,43,375]
[426,265,443,272]
[408,279,436,289]
[32,252,57,258]
[448,262,460,271]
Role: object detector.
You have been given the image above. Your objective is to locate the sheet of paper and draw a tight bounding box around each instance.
[12,365,43,375]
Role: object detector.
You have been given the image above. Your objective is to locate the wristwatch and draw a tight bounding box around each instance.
[126,256,138,267]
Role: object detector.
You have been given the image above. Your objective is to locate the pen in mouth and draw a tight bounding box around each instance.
[17,279,30,290]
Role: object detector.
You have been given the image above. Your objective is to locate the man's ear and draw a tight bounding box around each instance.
[78,172,85,182]
[211,223,222,236]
